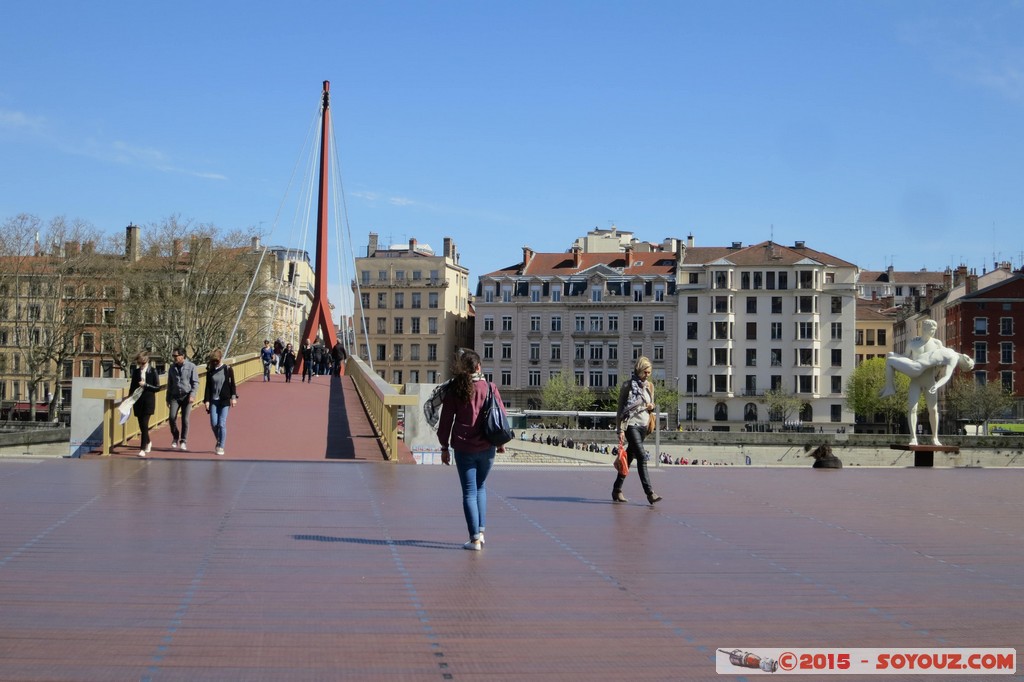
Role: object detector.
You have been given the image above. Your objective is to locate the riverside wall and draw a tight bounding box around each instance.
[496,429,1024,468]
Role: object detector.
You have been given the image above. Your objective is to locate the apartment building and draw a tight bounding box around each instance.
[475,229,679,410]
[353,233,472,384]
[944,272,1024,418]
[854,298,896,365]
[0,224,309,417]
[677,239,858,430]
[857,265,949,306]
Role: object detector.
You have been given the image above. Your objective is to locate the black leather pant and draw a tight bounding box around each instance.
[613,425,653,496]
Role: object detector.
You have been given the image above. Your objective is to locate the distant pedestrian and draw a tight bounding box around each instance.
[260,340,274,382]
[203,348,238,456]
[300,340,314,382]
[331,341,347,376]
[436,349,505,551]
[129,351,160,458]
[273,339,284,373]
[281,343,297,383]
[166,348,198,451]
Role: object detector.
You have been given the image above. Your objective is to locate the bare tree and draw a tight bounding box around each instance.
[0,214,103,420]
[108,216,273,368]
[944,376,1016,435]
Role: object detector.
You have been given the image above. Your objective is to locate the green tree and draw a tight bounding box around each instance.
[846,357,911,433]
[944,376,1015,435]
[540,372,594,426]
[760,388,804,427]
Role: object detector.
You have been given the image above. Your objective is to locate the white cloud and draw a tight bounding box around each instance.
[0,108,45,133]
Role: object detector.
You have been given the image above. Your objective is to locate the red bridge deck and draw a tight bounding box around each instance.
[0,376,1020,680]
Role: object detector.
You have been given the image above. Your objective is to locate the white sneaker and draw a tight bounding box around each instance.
[138,450,146,458]
[462,540,481,551]
[145,443,152,453]
[170,440,178,449]
[179,442,187,451]
[215,447,225,456]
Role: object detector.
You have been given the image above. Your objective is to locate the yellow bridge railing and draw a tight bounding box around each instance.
[345,356,418,461]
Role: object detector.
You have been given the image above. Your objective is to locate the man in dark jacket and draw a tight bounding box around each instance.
[166,348,199,450]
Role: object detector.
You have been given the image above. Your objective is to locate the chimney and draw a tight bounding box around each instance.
[687,233,694,249]
[64,241,80,258]
[521,246,534,274]
[624,244,634,268]
[443,237,454,259]
[730,241,742,249]
[125,224,140,262]
[966,273,979,294]
[794,240,806,249]
[409,237,417,253]
[82,241,94,254]
[251,236,260,251]
[572,245,582,268]
[954,264,968,287]
[172,239,183,259]
[368,232,379,257]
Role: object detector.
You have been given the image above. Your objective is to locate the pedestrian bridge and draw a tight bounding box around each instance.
[0,357,1019,680]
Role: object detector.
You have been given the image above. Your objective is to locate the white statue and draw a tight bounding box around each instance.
[879,319,975,446]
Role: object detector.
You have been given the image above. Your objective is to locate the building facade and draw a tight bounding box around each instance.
[353,233,472,384]
[475,230,680,412]
[677,239,858,430]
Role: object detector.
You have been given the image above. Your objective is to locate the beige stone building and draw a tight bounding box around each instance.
[352,233,472,384]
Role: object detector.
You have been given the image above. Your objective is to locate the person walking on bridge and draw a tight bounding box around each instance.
[166,348,198,451]
[203,348,238,456]
[436,349,506,551]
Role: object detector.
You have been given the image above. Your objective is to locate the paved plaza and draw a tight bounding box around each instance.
[0,377,1020,680]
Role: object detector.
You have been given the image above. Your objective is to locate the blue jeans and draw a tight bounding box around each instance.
[454,447,495,541]
[209,401,231,448]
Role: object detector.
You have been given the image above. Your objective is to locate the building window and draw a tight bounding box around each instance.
[771,349,782,367]
[551,316,562,332]
[831,376,842,394]
[411,318,421,334]
[551,288,561,302]
[713,321,729,339]
[1001,317,1014,336]
[412,293,422,308]
[376,345,386,362]
[654,284,665,301]
[393,344,403,361]
[746,349,757,366]
[633,285,643,302]
[428,318,438,334]
[686,348,697,366]
[591,286,602,302]
[589,371,603,387]
[81,333,95,353]
[975,342,987,364]
[532,286,542,303]
[502,343,512,360]
[483,316,494,332]
[831,349,842,367]
[1000,342,1013,364]
[687,322,698,340]
[502,286,512,303]
[1001,371,1013,391]
[771,322,783,340]
[746,297,757,314]
[427,344,438,362]
[575,315,586,332]
[575,343,585,360]
[713,296,730,313]
[687,297,698,314]
[411,345,421,361]
[393,318,403,334]
[550,343,561,361]
[608,343,618,360]
[653,315,665,332]
[529,370,541,387]
[501,370,511,386]
[653,345,664,362]
[974,317,988,335]
[530,315,541,332]
[831,322,842,340]
[589,344,603,361]
[428,293,439,308]
[831,404,842,422]
[831,296,842,314]
[632,316,643,332]
[530,343,540,361]
[746,322,757,340]
[483,343,493,360]
[608,315,619,332]
[632,344,643,361]
[713,348,729,366]
[394,293,404,309]
[377,293,387,308]
[501,316,513,331]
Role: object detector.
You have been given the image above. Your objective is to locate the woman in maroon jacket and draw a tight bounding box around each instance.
[437,349,505,551]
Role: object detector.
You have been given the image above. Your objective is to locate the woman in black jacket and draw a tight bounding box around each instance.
[129,351,160,457]
[203,348,238,456]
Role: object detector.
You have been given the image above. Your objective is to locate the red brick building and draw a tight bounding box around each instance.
[944,272,1024,419]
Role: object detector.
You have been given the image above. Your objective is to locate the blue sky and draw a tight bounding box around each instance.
[2,0,1023,318]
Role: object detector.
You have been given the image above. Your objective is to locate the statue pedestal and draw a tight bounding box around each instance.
[890,444,960,467]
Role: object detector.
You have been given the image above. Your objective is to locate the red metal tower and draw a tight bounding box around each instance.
[297,81,340,372]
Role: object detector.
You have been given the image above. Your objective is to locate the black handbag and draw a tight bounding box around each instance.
[480,382,514,446]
